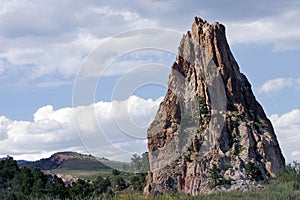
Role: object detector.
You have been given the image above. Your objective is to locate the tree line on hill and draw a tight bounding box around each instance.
[0,156,147,199]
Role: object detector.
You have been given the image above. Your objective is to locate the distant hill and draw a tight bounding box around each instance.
[16,160,32,166]
[0,158,33,167]
[18,151,127,171]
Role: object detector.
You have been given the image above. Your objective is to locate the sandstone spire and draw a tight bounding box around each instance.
[144,17,285,195]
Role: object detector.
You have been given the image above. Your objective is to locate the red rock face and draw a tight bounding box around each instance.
[144,17,285,196]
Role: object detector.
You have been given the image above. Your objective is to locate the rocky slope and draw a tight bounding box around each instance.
[144,17,285,195]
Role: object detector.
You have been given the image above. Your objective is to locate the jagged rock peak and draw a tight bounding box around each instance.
[144,17,285,196]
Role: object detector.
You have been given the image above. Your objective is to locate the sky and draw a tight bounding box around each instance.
[0,0,299,163]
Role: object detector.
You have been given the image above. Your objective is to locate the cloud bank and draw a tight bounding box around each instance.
[0,96,163,161]
[1,94,298,163]
[0,0,299,89]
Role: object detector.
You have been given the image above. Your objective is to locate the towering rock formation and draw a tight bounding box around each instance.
[144,17,285,195]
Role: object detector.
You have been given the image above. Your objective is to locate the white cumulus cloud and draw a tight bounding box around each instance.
[226,7,300,50]
[258,77,300,95]
[0,96,162,161]
[258,77,294,95]
[270,109,300,162]
[0,1,158,88]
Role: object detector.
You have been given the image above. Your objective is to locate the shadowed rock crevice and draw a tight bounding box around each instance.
[144,17,285,196]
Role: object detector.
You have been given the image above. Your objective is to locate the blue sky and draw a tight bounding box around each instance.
[0,0,299,162]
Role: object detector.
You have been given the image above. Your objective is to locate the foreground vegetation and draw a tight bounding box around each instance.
[117,161,300,200]
[1,156,299,199]
[0,156,146,199]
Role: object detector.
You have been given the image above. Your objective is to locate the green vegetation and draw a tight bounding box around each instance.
[18,151,128,181]
[198,96,211,125]
[245,161,264,181]
[0,157,69,199]
[198,96,209,115]
[180,96,211,130]
[2,155,300,199]
[20,152,126,171]
[123,152,149,173]
[209,164,221,187]
[226,103,238,113]
[183,154,192,163]
[208,164,231,188]
[0,156,147,199]
[223,163,232,171]
[116,161,300,199]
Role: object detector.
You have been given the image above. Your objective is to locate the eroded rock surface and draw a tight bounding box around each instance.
[144,17,285,196]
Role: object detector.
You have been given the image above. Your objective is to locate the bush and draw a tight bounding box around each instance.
[245,161,264,181]
[112,169,121,176]
[209,164,221,187]
[115,177,127,191]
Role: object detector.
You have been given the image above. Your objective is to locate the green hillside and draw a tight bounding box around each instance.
[18,152,127,180]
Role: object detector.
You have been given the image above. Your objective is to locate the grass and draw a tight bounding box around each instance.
[114,163,300,200]
[115,184,300,200]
